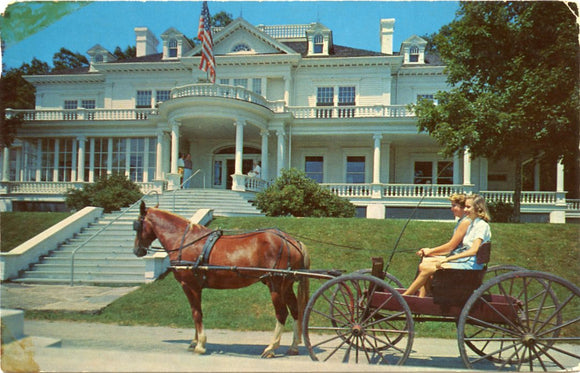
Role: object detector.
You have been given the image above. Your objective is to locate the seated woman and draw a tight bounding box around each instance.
[402,193,471,297]
[436,194,491,271]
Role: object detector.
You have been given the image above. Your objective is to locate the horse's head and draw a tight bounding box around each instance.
[133,201,156,257]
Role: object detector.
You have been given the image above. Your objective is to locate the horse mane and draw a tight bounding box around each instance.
[147,207,211,234]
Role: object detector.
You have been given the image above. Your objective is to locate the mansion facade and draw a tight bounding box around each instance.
[0,18,574,222]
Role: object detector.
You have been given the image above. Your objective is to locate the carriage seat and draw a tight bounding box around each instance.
[431,242,492,306]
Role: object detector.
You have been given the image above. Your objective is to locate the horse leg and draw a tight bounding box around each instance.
[282,281,301,356]
[261,280,289,358]
[180,281,207,354]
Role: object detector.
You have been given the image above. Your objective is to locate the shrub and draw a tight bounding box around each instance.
[488,200,514,223]
[255,168,355,217]
[65,173,143,213]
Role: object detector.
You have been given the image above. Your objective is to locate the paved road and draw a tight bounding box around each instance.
[7,320,472,372]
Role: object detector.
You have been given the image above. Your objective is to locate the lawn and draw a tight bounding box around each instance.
[15,214,579,339]
[0,212,73,252]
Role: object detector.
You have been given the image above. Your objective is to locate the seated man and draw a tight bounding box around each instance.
[403,194,491,297]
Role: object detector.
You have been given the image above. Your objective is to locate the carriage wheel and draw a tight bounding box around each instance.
[484,264,527,281]
[303,274,414,365]
[457,271,580,371]
[353,269,404,288]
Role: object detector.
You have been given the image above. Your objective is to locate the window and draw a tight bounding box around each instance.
[252,78,262,95]
[233,79,248,89]
[410,46,419,62]
[305,156,324,183]
[168,39,178,58]
[316,87,334,118]
[156,90,171,105]
[58,138,74,182]
[146,138,156,182]
[81,100,96,120]
[94,54,103,63]
[232,43,251,52]
[414,161,453,184]
[40,139,56,181]
[129,138,145,182]
[92,138,109,181]
[22,140,38,181]
[111,138,127,175]
[219,78,230,85]
[136,91,152,108]
[64,100,77,120]
[417,94,437,105]
[338,86,355,118]
[313,34,323,54]
[346,156,365,183]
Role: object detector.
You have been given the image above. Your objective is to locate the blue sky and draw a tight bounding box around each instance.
[1,1,459,69]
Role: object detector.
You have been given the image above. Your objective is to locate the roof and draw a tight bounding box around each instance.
[282,42,386,57]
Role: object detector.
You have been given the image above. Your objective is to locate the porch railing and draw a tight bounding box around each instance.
[5,108,158,121]
[1,181,165,195]
[322,183,469,199]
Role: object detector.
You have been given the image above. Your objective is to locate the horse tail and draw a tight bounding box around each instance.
[297,242,310,341]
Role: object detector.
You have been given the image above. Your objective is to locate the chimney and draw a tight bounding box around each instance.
[380,19,395,55]
[135,27,159,57]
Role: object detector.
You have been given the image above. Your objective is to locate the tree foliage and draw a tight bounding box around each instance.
[52,47,89,72]
[413,2,579,219]
[65,173,143,213]
[255,168,355,218]
[113,45,137,60]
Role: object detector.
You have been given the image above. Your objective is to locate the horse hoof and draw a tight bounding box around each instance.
[193,346,206,355]
[286,348,299,356]
[261,351,275,359]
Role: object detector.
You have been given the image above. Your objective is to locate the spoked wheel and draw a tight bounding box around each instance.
[303,274,414,365]
[484,265,527,281]
[458,271,580,371]
[353,269,404,288]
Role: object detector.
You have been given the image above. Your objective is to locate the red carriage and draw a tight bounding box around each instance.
[133,201,580,371]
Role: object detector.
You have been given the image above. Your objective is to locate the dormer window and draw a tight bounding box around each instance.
[410,46,420,62]
[313,34,323,54]
[94,55,103,63]
[232,43,251,52]
[168,39,178,58]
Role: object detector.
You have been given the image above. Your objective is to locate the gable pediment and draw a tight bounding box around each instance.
[188,17,299,57]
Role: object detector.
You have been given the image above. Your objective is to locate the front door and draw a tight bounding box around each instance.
[213,156,257,190]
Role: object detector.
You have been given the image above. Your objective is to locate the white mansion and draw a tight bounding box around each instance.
[0,18,575,222]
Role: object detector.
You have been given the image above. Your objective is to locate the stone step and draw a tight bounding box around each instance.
[12,277,145,285]
[18,270,145,281]
[32,263,143,272]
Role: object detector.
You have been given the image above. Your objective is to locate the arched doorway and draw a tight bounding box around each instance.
[213,146,260,189]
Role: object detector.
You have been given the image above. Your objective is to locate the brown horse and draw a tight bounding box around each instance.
[133,201,310,357]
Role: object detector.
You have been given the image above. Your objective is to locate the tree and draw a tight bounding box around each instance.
[52,47,89,72]
[413,2,579,222]
[1,58,50,148]
[212,11,233,27]
[113,45,136,60]
[255,168,355,218]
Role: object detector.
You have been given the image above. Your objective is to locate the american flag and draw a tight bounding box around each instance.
[197,1,216,83]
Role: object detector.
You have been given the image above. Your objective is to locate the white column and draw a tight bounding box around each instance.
[53,139,59,181]
[89,138,95,182]
[71,139,77,182]
[107,138,113,175]
[283,75,290,105]
[372,134,382,184]
[77,136,86,182]
[463,148,471,185]
[234,119,245,175]
[170,121,180,174]
[453,151,461,184]
[36,140,42,181]
[260,130,269,181]
[143,138,150,182]
[1,147,9,181]
[276,129,286,176]
[155,130,164,180]
[556,159,565,193]
[125,138,131,178]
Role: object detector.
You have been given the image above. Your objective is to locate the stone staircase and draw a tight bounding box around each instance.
[12,189,263,285]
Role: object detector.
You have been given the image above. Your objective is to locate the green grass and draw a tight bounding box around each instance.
[0,212,73,252]
[17,215,579,339]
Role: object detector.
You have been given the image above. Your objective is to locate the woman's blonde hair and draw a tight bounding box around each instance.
[449,193,467,208]
[466,194,491,222]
